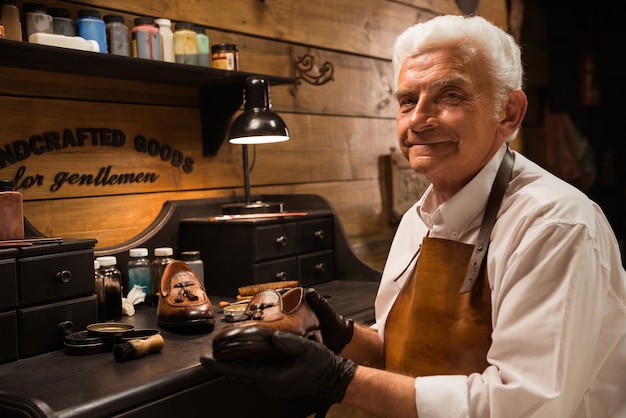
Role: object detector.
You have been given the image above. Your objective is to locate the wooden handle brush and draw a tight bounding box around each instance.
[113,334,165,362]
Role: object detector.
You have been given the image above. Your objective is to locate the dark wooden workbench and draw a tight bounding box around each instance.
[0,276,379,418]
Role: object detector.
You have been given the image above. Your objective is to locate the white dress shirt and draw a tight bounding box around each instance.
[374,144,626,417]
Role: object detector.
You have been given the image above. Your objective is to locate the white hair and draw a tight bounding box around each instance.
[392,15,524,124]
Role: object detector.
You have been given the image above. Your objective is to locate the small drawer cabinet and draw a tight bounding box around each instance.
[0,238,97,363]
[178,212,335,296]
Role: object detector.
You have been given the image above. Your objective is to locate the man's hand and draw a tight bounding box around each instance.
[305,288,354,354]
[200,330,357,404]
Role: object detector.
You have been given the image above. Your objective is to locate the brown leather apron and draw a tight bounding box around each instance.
[384,149,514,377]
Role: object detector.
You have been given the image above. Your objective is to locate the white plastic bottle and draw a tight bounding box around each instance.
[155,18,174,63]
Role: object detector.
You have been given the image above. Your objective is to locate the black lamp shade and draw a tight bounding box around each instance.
[228,76,290,144]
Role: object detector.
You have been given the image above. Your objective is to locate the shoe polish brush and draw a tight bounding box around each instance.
[113,334,165,362]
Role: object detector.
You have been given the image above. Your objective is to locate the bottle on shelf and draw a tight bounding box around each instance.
[194,25,210,67]
[155,18,174,63]
[131,16,161,61]
[104,14,130,57]
[23,2,53,42]
[96,256,123,321]
[1,0,22,41]
[173,21,198,65]
[127,247,151,307]
[151,247,174,306]
[76,9,107,53]
[47,7,75,36]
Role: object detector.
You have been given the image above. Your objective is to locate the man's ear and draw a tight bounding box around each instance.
[498,89,528,137]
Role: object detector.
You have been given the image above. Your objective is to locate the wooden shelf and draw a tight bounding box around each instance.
[0,39,294,156]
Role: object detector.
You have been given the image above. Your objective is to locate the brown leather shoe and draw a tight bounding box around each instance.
[212,287,321,361]
[157,261,214,332]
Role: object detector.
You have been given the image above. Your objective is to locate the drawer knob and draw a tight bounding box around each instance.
[56,270,72,283]
[315,263,326,272]
[275,271,288,280]
[314,230,325,240]
[275,235,288,246]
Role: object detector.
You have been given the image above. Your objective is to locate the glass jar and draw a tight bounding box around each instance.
[127,247,151,307]
[173,21,198,65]
[151,247,174,306]
[96,256,123,321]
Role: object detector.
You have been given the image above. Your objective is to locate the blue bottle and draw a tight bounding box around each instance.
[76,9,107,53]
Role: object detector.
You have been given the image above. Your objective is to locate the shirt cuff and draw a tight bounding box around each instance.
[415,375,468,418]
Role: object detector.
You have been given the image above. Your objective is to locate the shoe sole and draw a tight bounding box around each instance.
[157,318,215,332]
[212,328,322,361]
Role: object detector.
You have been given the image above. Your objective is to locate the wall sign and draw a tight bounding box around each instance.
[1,127,196,193]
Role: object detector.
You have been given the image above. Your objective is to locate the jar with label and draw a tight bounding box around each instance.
[94,259,105,321]
[131,16,162,61]
[22,2,53,42]
[127,248,151,307]
[104,14,130,57]
[0,179,24,241]
[155,18,174,63]
[173,21,198,65]
[96,256,123,321]
[76,9,107,53]
[1,0,22,41]
[180,250,204,285]
[194,25,210,67]
[151,247,174,306]
[47,7,75,36]
[211,43,239,71]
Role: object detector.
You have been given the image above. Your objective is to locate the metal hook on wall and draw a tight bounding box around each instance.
[290,53,335,95]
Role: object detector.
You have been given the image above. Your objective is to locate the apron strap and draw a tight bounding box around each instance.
[459,148,515,293]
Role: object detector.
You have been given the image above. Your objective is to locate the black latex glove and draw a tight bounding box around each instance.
[200,330,357,404]
[305,287,354,354]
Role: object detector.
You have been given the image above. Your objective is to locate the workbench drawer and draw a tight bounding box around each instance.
[253,257,298,284]
[298,250,334,286]
[17,248,95,307]
[253,222,298,262]
[298,217,334,253]
[0,259,17,311]
[0,311,17,364]
[18,295,97,358]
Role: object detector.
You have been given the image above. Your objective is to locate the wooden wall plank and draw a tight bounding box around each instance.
[53,0,435,59]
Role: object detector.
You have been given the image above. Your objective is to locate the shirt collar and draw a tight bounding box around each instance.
[416,143,508,240]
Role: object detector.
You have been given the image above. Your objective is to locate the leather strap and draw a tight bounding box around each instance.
[459,148,515,293]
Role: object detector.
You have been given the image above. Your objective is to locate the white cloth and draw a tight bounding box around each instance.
[374,144,626,417]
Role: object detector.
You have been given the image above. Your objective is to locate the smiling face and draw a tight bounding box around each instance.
[395,45,514,203]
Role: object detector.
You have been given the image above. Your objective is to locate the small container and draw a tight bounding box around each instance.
[131,16,161,61]
[180,250,204,285]
[23,2,53,41]
[194,25,210,67]
[94,260,105,321]
[76,9,107,53]
[1,0,21,41]
[155,18,174,63]
[127,248,151,307]
[211,43,239,71]
[151,247,174,306]
[47,7,75,36]
[0,24,4,38]
[104,14,130,57]
[0,179,24,241]
[173,21,198,65]
[96,256,123,321]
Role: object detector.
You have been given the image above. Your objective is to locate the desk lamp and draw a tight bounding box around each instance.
[221,76,290,215]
